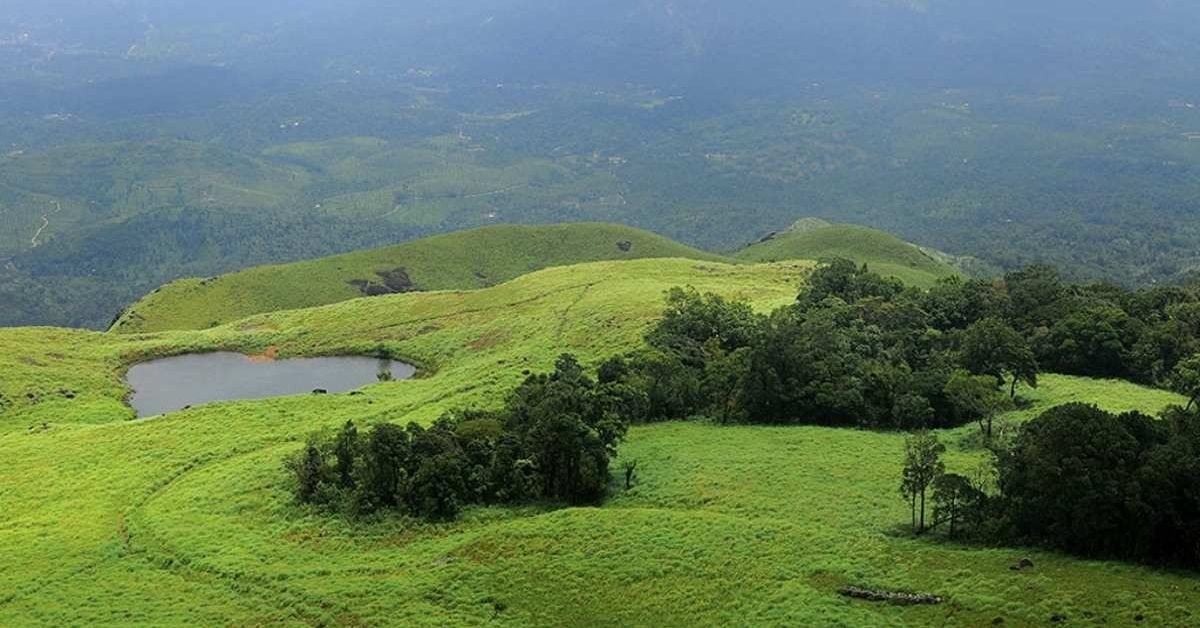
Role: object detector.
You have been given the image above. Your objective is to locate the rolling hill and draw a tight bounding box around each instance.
[115,220,964,334]
[734,218,962,288]
[112,223,730,334]
[1,256,1194,626]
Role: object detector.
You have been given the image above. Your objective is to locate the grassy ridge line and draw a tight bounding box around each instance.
[113,223,733,334]
[735,219,961,288]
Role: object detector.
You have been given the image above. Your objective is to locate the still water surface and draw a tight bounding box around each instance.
[127,352,415,417]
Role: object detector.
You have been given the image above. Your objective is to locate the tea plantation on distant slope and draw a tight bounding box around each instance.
[735,218,961,288]
[2,255,1198,626]
[112,223,729,334]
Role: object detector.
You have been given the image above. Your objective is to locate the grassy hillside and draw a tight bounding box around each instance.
[735,218,961,288]
[2,257,1197,626]
[113,223,731,334]
[115,220,958,335]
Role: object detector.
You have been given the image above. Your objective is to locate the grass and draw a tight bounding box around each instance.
[113,223,733,334]
[2,256,1198,626]
[114,219,959,335]
[735,218,961,288]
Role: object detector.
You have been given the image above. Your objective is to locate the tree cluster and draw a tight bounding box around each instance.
[602,258,1200,432]
[287,355,631,520]
[993,265,1200,387]
[604,260,1039,432]
[910,403,1200,568]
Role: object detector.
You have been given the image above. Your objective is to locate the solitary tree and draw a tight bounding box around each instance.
[901,431,945,534]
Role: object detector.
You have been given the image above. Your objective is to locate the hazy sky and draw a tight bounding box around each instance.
[5,1,1200,95]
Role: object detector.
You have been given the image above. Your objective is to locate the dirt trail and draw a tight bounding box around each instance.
[30,202,61,248]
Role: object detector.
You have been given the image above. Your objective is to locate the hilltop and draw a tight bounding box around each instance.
[112,223,729,333]
[734,218,961,288]
[115,220,965,334]
[2,256,1195,625]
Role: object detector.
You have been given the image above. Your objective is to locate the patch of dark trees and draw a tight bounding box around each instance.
[902,402,1200,569]
[594,259,1042,431]
[349,266,418,296]
[287,355,634,520]
[596,259,1200,431]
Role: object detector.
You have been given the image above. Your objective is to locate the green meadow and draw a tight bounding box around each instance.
[2,256,1197,626]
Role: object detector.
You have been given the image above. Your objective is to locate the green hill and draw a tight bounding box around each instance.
[1,257,1193,626]
[115,220,964,335]
[735,218,961,287]
[113,223,731,334]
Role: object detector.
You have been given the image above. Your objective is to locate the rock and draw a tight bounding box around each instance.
[838,586,942,605]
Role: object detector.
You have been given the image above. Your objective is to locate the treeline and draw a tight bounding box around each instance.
[596,259,1200,431]
[596,259,1040,431]
[904,403,1200,568]
[288,355,634,520]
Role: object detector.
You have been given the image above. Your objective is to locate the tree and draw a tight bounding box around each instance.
[931,473,984,538]
[361,422,410,510]
[332,420,360,489]
[995,404,1149,558]
[921,276,1006,331]
[901,431,945,534]
[506,354,627,504]
[799,257,903,308]
[647,287,762,364]
[1042,303,1133,377]
[1003,265,1064,329]
[960,317,1038,399]
[289,442,327,504]
[623,459,638,490]
[700,339,751,424]
[1171,354,1200,411]
[944,369,1008,440]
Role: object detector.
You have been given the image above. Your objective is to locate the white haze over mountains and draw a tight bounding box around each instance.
[4,0,1200,92]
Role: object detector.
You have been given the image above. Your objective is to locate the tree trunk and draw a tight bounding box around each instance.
[919,489,926,534]
[1010,376,1018,400]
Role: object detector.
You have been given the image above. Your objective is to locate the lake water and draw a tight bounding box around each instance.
[126,352,416,417]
